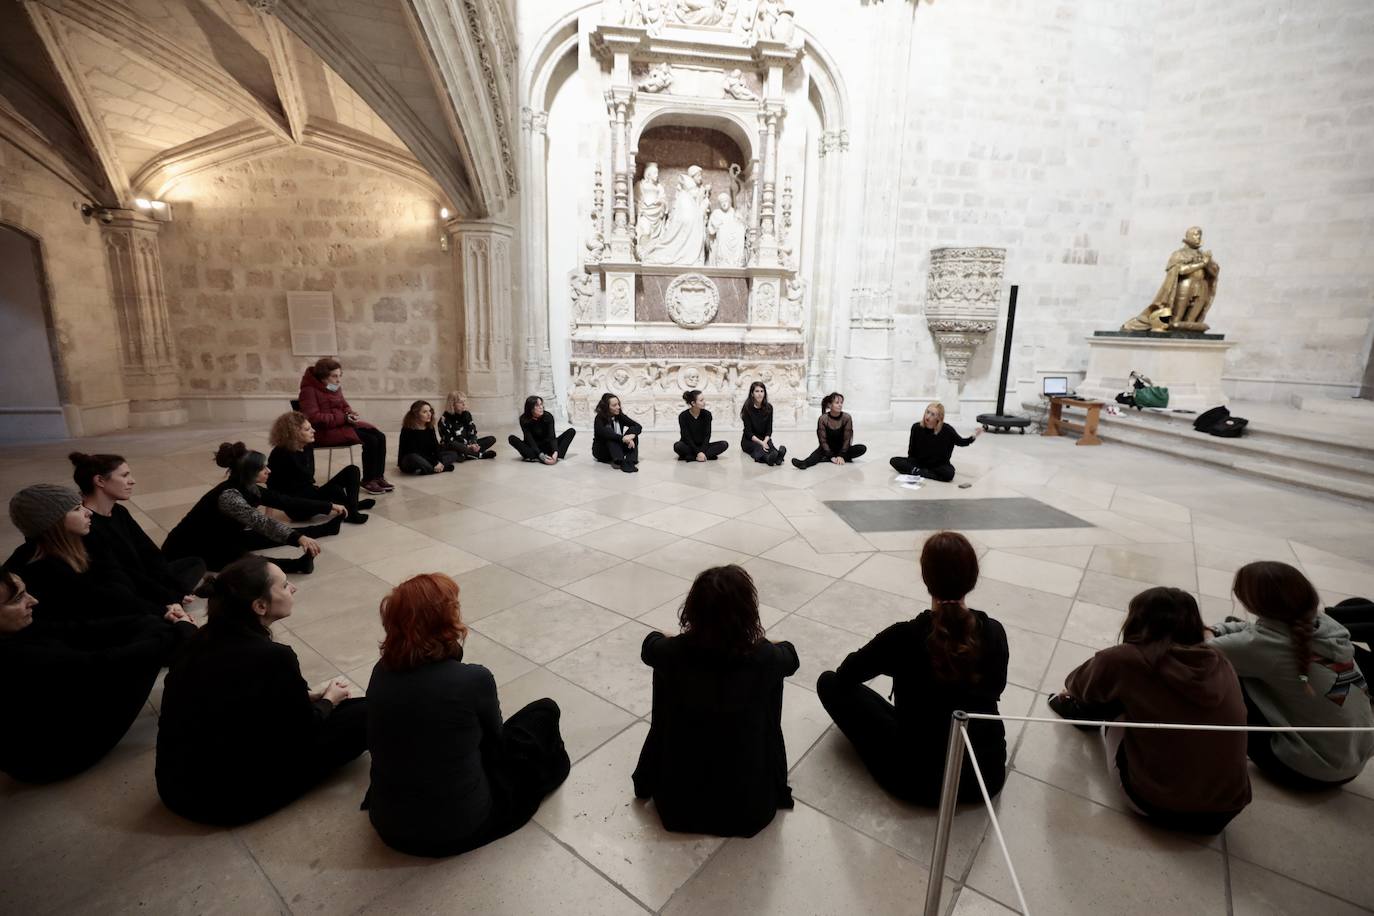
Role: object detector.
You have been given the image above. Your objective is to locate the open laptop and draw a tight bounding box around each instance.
[1042,376,1075,398]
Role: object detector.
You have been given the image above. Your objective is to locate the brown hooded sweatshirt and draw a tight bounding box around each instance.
[1066,641,1251,817]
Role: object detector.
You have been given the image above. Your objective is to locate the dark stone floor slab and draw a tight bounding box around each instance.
[824,497,1094,533]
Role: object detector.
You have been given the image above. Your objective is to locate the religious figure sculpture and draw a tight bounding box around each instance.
[635,162,667,257]
[675,0,728,26]
[783,277,806,324]
[1121,226,1221,332]
[723,69,758,101]
[754,0,794,42]
[707,193,747,267]
[641,165,709,265]
[639,62,674,93]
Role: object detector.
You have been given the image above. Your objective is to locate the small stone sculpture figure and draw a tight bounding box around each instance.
[707,193,747,268]
[723,69,758,101]
[636,162,667,256]
[643,165,710,266]
[1122,226,1221,332]
[639,62,674,93]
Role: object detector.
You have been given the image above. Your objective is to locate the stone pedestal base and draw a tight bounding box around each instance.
[1079,335,1233,413]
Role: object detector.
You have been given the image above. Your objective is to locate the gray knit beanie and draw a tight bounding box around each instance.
[9,484,83,540]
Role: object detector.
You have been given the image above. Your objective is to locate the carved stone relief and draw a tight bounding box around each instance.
[751,278,779,325]
[609,277,634,321]
[925,247,1005,381]
[569,270,599,328]
[665,272,721,328]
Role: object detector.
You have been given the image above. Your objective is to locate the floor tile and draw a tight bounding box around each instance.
[1077,569,1154,612]
[564,562,692,616]
[451,563,552,621]
[766,613,869,692]
[547,620,657,717]
[1060,600,1125,650]
[289,602,385,673]
[843,552,924,600]
[740,556,836,611]
[522,506,620,539]
[361,543,489,585]
[579,492,676,521]
[324,525,444,566]
[462,629,539,686]
[794,578,917,638]
[475,591,628,664]
[1227,856,1374,916]
[632,504,728,537]
[1001,543,1094,569]
[502,539,623,588]
[1089,544,1195,591]
[761,536,870,578]
[981,549,1084,598]
[635,538,750,581]
[967,576,1073,639]
[951,888,1021,916]
[443,523,563,563]
[690,517,794,555]
[576,520,684,559]
[497,667,637,764]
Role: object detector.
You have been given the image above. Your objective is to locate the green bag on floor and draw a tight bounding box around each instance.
[1134,386,1170,408]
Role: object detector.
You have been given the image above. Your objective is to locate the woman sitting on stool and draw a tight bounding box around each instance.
[592,393,642,474]
[508,396,575,465]
[297,357,393,495]
[156,556,367,825]
[267,412,371,524]
[674,389,728,462]
[398,400,459,475]
[793,392,866,469]
[740,382,786,466]
[816,531,1009,805]
[889,401,980,482]
[364,573,570,856]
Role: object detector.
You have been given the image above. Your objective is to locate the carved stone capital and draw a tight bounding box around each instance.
[520,106,548,134]
[925,246,1006,382]
[818,129,849,158]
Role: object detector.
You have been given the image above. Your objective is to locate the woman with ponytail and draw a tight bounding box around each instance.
[815,531,1009,805]
[1209,561,1374,789]
[156,556,367,824]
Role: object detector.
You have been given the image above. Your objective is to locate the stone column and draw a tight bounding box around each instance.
[519,106,556,403]
[753,103,785,268]
[448,220,516,406]
[604,88,636,262]
[101,211,187,427]
[841,0,919,424]
[808,128,849,396]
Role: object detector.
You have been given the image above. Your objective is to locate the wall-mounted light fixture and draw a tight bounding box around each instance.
[439,205,451,250]
[440,207,451,220]
[135,198,173,222]
[79,203,115,225]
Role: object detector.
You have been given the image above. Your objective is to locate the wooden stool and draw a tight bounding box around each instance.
[1044,397,1104,446]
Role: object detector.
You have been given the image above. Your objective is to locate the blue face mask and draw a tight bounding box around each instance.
[326,383,340,392]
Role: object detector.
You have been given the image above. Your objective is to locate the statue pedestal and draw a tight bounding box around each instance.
[1079,333,1233,412]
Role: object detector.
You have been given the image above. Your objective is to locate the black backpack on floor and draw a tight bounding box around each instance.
[1194,405,1248,438]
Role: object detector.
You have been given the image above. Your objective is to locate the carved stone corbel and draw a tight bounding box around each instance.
[924,247,1006,381]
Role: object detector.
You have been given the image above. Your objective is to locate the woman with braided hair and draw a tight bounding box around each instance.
[815,531,1009,805]
[1208,561,1374,789]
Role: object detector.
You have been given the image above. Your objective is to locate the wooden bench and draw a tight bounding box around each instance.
[1043,397,1104,446]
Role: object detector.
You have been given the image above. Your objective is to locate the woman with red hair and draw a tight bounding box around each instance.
[364,573,570,856]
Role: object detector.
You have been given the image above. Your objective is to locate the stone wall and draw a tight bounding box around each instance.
[1129,0,1374,401]
[0,138,128,436]
[160,147,455,419]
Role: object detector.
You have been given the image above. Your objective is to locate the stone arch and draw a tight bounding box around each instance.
[630,108,758,165]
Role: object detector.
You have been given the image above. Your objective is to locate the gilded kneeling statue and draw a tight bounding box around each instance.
[1122,226,1221,332]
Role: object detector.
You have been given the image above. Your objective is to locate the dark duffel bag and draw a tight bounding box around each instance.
[1194,405,1248,438]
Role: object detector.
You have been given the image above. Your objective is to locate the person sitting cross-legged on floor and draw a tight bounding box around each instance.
[816,531,1009,805]
[591,392,642,474]
[398,400,460,476]
[633,565,799,837]
[1049,585,1251,834]
[673,389,729,462]
[888,401,980,482]
[792,392,867,469]
[364,573,570,856]
[507,396,575,465]
[1208,561,1374,790]
[438,391,497,461]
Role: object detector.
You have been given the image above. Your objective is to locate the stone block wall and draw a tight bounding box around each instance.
[0,138,128,436]
[160,147,456,416]
[1129,0,1374,400]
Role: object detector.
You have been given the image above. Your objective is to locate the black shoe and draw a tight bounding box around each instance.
[480,450,496,459]
[622,463,638,473]
[345,512,369,525]
[274,553,315,575]
[1047,693,1102,732]
[356,499,376,511]
[776,446,787,465]
[791,457,806,469]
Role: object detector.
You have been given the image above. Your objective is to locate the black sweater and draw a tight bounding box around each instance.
[678,408,716,452]
[163,481,328,570]
[835,611,1009,768]
[0,615,193,782]
[592,411,643,461]
[438,410,479,449]
[740,404,774,446]
[633,631,799,837]
[156,625,341,824]
[365,657,501,855]
[399,427,443,465]
[519,413,564,455]
[267,446,318,498]
[3,542,165,622]
[905,424,974,468]
[85,504,186,606]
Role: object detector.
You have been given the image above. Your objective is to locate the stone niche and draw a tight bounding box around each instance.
[567,8,807,428]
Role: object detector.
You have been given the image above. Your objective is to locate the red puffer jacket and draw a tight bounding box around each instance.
[297,367,377,447]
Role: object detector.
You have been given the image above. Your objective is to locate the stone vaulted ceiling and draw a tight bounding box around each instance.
[0,0,518,218]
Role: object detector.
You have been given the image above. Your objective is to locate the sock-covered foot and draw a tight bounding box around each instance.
[345,512,370,524]
[356,498,376,511]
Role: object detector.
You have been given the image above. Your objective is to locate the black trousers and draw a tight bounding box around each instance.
[674,441,729,460]
[597,438,638,469]
[355,426,387,480]
[889,456,955,482]
[166,556,207,596]
[449,436,497,459]
[284,466,363,520]
[1326,598,1374,673]
[815,671,1004,806]
[796,444,867,468]
[741,440,783,464]
[373,698,571,857]
[398,451,461,474]
[508,429,575,461]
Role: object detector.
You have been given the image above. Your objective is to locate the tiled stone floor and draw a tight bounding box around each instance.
[2,417,1373,915]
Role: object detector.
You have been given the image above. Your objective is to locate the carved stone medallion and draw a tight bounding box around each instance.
[665,272,720,329]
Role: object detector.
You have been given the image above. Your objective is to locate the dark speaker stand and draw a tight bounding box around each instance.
[976,285,1030,434]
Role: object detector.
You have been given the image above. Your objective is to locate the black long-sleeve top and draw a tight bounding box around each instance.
[740,404,773,446]
[399,426,442,466]
[267,446,318,499]
[905,423,974,467]
[816,412,854,455]
[835,610,1008,766]
[632,631,799,837]
[592,411,643,461]
[163,481,329,570]
[85,504,186,606]
[438,410,479,449]
[0,615,194,783]
[364,656,501,856]
[3,542,166,622]
[519,413,564,455]
[156,625,342,824]
[678,408,715,452]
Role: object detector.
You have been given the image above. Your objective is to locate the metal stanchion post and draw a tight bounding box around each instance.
[924,711,969,916]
